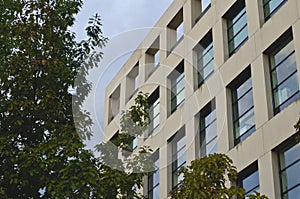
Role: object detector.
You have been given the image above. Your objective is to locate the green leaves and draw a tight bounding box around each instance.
[0,0,109,198]
[169,154,268,199]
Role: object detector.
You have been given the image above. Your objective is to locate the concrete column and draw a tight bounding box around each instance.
[183,0,192,34]
[160,29,168,62]
[258,151,281,199]
[139,54,146,85]
[213,19,226,68]
[251,55,272,128]
[159,142,169,199]
[245,0,261,37]
[185,118,197,165]
[216,89,231,153]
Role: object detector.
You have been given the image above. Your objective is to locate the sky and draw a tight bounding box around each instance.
[72,0,173,149]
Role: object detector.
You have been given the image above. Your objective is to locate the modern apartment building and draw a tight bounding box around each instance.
[104,0,300,198]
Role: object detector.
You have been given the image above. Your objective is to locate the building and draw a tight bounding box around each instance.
[103,0,300,198]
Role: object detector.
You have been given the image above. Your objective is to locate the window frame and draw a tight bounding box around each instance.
[229,67,256,145]
[277,138,300,198]
[263,0,288,21]
[198,99,218,158]
[148,150,160,199]
[194,30,214,87]
[148,88,160,136]
[169,61,185,114]
[170,128,186,189]
[265,30,300,115]
[223,0,248,56]
[237,162,260,197]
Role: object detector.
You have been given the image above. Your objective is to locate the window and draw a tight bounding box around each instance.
[126,64,139,101]
[148,88,160,136]
[224,0,248,56]
[170,128,186,189]
[132,137,138,151]
[169,62,185,114]
[167,9,184,54]
[193,0,211,24]
[148,150,159,199]
[198,99,217,158]
[263,0,287,20]
[194,30,214,87]
[108,85,121,123]
[265,30,300,115]
[229,67,255,145]
[278,141,300,198]
[146,37,160,78]
[237,163,260,198]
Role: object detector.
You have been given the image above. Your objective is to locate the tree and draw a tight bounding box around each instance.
[169,153,268,199]
[0,0,151,198]
[96,92,153,199]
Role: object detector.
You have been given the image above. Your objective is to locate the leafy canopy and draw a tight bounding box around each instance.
[0,0,151,198]
[169,153,268,199]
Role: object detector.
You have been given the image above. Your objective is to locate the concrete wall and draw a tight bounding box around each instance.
[104,0,300,198]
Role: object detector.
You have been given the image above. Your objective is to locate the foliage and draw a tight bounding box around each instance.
[96,92,153,199]
[0,0,151,198]
[248,191,269,199]
[169,153,268,199]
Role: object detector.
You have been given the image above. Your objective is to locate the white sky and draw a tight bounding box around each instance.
[72,0,173,149]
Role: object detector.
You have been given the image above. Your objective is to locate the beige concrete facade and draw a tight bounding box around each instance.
[104,0,300,198]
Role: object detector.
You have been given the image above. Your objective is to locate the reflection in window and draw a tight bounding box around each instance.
[224,0,248,56]
[263,0,287,20]
[199,100,217,158]
[148,151,159,199]
[237,163,260,198]
[268,33,300,114]
[194,30,214,87]
[229,67,255,145]
[170,62,185,114]
[148,88,160,136]
[278,141,300,199]
[170,128,186,189]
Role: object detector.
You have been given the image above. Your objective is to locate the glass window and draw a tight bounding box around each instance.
[231,68,255,145]
[176,22,184,42]
[146,37,160,79]
[154,50,160,68]
[171,129,186,189]
[127,64,139,101]
[226,0,248,56]
[108,85,121,123]
[238,164,260,198]
[148,89,160,136]
[279,141,300,199]
[268,35,300,114]
[194,0,211,24]
[167,9,183,54]
[148,151,159,199]
[263,0,287,20]
[170,62,185,114]
[201,0,211,11]
[195,30,214,87]
[132,137,138,151]
[199,100,218,158]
